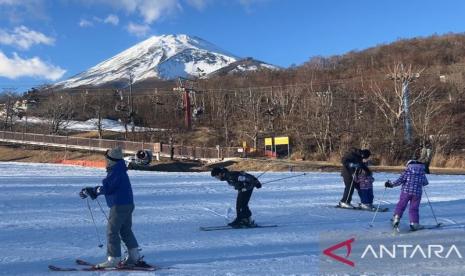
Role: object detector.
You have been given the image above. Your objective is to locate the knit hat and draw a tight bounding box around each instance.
[104,147,123,167]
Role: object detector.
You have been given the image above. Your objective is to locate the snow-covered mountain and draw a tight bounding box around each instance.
[56,34,277,88]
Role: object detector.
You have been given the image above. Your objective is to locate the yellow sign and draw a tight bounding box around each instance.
[242,141,247,148]
[274,136,289,145]
[265,138,273,146]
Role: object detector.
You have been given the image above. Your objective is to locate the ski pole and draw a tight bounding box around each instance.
[86,198,104,248]
[261,173,306,184]
[423,187,440,226]
[96,198,128,253]
[96,198,109,221]
[256,163,275,179]
[256,169,270,179]
[369,187,387,227]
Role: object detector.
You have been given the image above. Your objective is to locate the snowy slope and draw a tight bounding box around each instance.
[18,116,157,132]
[0,162,464,275]
[56,34,277,88]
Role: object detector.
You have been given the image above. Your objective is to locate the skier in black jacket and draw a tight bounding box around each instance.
[211,167,262,227]
[339,148,372,208]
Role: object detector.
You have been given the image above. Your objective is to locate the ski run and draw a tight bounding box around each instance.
[1,162,465,275]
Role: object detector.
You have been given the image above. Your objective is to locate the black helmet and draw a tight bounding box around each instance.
[211,167,228,177]
[360,149,371,159]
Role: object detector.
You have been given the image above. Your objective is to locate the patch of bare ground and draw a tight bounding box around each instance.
[0,144,464,174]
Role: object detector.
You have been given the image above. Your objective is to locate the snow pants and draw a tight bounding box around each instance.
[236,189,253,220]
[340,173,360,204]
[107,204,139,257]
[358,188,374,205]
[394,192,421,224]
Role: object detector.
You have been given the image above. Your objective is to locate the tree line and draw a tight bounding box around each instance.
[2,33,465,167]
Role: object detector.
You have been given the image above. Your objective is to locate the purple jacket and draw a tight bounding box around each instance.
[391,161,429,196]
[355,171,374,189]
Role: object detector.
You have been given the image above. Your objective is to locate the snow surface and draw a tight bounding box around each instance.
[0,162,464,275]
[18,116,156,133]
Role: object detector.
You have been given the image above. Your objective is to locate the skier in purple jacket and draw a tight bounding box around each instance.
[385,156,429,231]
[354,164,375,209]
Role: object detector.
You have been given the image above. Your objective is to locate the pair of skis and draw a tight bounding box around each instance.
[49,224,277,271]
[49,259,158,272]
[392,222,443,234]
[335,205,389,212]
[200,224,278,231]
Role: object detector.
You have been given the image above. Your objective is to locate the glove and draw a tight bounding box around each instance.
[348,163,360,169]
[384,181,393,188]
[79,186,98,200]
[255,181,262,189]
[79,188,87,199]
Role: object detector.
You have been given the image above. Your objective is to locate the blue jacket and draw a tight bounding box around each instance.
[101,160,134,208]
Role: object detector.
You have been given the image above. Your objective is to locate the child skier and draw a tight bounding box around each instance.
[79,147,145,269]
[211,167,262,228]
[385,153,429,231]
[354,163,375,210]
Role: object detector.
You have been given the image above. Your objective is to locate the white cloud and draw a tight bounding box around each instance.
[238,0,268,10]
[126,22,150,37]
[0,51,66,81]
[79,19,93,27]
[89,0,180,24]
[0,0,17,4]
[185,0,209,10]
[134,0,180,23]
[0,25,54,50]
[0,0,48,23]
[104,14,119,25]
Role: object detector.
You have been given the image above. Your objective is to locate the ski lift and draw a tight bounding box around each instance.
[190,91,205,118]
[193,106,204,118]
[113,89,124,101]
[115,102,129,112]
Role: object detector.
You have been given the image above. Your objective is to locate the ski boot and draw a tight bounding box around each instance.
[95,256,121,269]
[228,218,241,228]
[121,248,140,267]
[338,201,355,209]
[238,217,255,228]
[391,215,400,228]
[409,223,425,231]
[359,203,374,210]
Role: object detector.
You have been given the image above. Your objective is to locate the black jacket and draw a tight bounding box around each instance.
[341,148,371,178]
[223,171,262,191]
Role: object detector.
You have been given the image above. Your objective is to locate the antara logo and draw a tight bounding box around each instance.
[323,238,355,267]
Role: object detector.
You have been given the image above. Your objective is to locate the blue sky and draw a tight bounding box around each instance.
[1,0,465,92]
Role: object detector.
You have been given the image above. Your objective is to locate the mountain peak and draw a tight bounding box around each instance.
[56,34,275,88]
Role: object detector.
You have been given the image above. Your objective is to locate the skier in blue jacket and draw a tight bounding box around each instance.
[79,147,141,269]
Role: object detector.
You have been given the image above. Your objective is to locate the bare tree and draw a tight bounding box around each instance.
[87,92,110,139]
[37,93,75,134]
[0,92,19,131]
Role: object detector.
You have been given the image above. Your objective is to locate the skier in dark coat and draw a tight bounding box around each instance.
[211,167,262,227]
[339,148,372,208]
[79,147,143,269]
